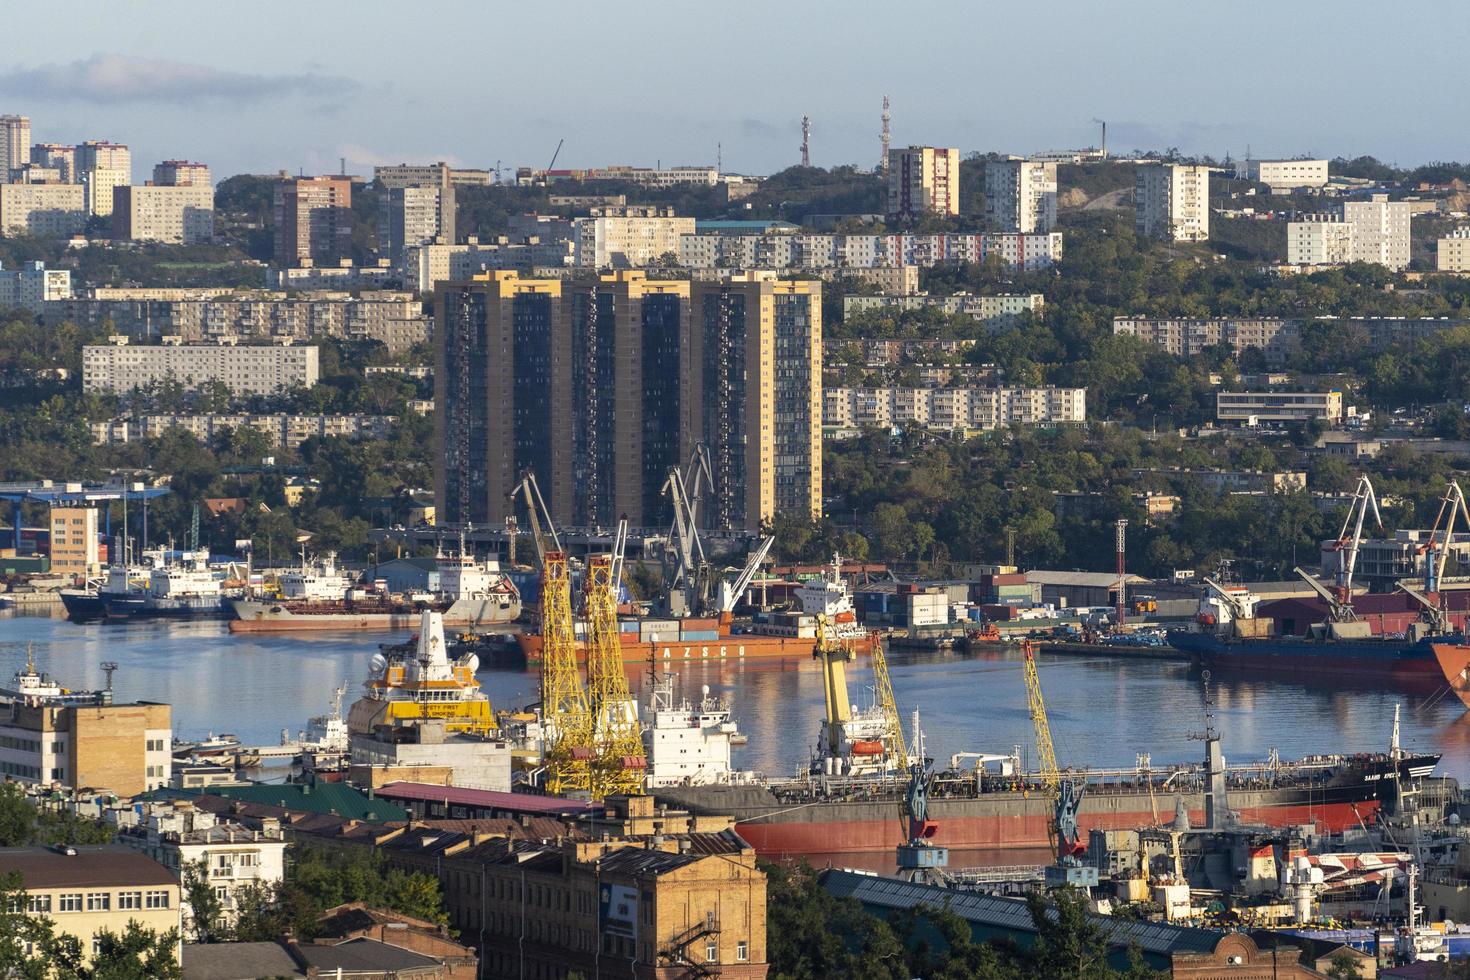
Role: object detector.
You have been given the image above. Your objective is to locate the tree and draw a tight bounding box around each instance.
[89,922,183,980]
[1323,948,1364,979]
[183,859,224,942]
[0,784,38,847]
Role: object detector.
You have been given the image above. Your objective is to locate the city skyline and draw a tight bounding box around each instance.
[3,0,1463,182]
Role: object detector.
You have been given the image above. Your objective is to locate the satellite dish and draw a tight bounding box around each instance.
[701,685,710,697]
[464,653,480,673]
[369,653,387,677]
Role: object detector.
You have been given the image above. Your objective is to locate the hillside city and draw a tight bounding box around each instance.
[3,41,1470,980]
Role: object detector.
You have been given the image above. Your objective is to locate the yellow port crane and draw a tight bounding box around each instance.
[871,638,908,769]
[1021,639,1059,791]
[540,551,593,794]
[584,538,647,796]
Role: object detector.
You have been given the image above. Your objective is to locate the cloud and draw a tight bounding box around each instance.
[0,53,358,105]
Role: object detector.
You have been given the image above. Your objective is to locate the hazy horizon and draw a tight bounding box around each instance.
[3,0,1464,182]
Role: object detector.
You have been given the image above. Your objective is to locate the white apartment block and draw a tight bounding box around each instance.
[152,160,211,187]
[1115,315,1470,363]
[584,165,719,187]
[91,413,395,450]
[0,183,87,236]
[679,232,1063,272]
[985,158,1057,233]
[380,184,454,267]
[1286,193,1411,271]
[50,290,428,353]
[1437,228,1470,272]
[1217,390,1344,425]
[268,261,399,291]
[1135,163,1210,241]
[1235,159,1329,192]
[82,340,320,396]
[0,116,30,180]
[825,386,1086,432]
[405,238,573,292]
[111,184,214,244]
[572,207,695,268]
[75,140,130,174]
[82,167,129,217]
[118,806,286,934]
[888,146,961,218]
[844,292,1043,328]
[374,162,451,189]
[0,261,71,313]
[30,144,76,183]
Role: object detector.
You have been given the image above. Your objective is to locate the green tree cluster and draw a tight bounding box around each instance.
[0,871,181,979]
[0,784,116,848]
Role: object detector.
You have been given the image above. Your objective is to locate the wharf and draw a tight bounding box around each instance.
[0,592,63,610]
[1036,640,1190,661]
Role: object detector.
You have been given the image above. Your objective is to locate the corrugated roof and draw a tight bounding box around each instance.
[163,782,407,823]
[1026,571,1150,588]
[375,782,600,815]
[298,937,439,971]
[822,870,1225,955]
[183,942,303,980]
[0,845,177,890]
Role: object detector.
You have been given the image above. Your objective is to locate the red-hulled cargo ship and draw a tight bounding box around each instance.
[654,751,1442,860]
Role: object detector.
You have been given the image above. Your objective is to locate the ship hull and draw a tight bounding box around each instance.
[516,629,878,664]
[62,590,230,622]
[227,597,521,633]
[1431,642,1470,710]
[655,755,1438,859]
[1167,629,1454,679]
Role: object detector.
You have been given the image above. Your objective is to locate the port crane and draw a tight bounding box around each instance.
[1290,474,1383,626]
[895,711,947,882]
[659,446,774,618]
[1021,639,1097,888]
[509,470,561,568]
[813,615,908,777]
[1400,480,1470,635]
[583,519,647,796]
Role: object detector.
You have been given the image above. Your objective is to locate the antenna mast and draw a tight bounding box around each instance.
[800,116,811,168]
[1115,519,1128,627]
[880,96,891,176]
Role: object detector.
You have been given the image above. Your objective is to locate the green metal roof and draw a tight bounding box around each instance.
[143,783,407,824]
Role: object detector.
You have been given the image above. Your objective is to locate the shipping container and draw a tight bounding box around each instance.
[680,629,720,642]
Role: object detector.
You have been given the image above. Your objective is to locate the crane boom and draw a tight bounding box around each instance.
[1424,481,1470,594]
[509,471,560,567]
[870,641,908,769]
[1021,640,1059,791]
[1333,475,1382,600]
[721,536,774,614]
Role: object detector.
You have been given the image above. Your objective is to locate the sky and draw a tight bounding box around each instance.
[1,0,1461,182]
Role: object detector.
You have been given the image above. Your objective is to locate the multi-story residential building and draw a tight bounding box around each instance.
[374,162,451,190]
[82,340,320,396]
[1437,228,1470,272]
[435,270,821,530]
[0,183,87,236]
[1116,315,1470,363]
[90,413,395,450]
[824,386,1086,432]
[677,232,1064,272]
[151,160,210,187]
[273,174,352,266]
[1286,193,1412,271]
[117,804,286,935]
[0,116,30,180]
[985,158,1057,233]
[887,146,961,218]
[844,292,1043,328]
[584,164,720,187]
[377,798,768,980]
[111,184,214,244]
[7,164,63,184]
[51,290,427,352]
[1131,467,1307,495]
[76,141,132,217]
[0,676,172,793]
[0,260,71,313]
[48,506,100,580]
[268,260,400,291]
[404,238,573,293]
[1216,389,1344,425]
[30,142,76,184]
[380,184,455,268]
[0,846,180,967]
[1235,159,1329,192]
[1135,163,1210,241]
[572,206,695,268]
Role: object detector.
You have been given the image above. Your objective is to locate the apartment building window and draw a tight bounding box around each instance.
[58,893,83,912]
[118,891,141,910]
[26,895,50,914]
[737,941,748,962]
[145,890,170,909]
[86,892,110,911]
[705,938,719,963]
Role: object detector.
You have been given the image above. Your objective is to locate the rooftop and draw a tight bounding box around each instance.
[374,781,600,816]
[1025,570,1151,589]
[0,845,177,890]
[145,780,407,824]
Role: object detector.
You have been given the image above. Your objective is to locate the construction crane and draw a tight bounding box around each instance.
[539,550,592,794]
[583,529,646,796]
[1326,475,1382,606]
[546,138,564,172]
[508,471,561,568]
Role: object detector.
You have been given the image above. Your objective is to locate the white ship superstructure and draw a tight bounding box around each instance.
[643,675,755,788]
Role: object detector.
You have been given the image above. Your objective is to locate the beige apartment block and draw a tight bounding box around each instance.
[0,696,172,794]
[985,158,1058,233]
[1217,389,1344,425]
[273,175,352,265]
[82,340,320,396]
[1438,229,1470,272]
[151,160,210,187]
[48,506,100,580]
[1135,163,1210,241]
[1236,159,1329,192]
[572,206,694,268]
[0,183,87,236]
[112,184,214,244]
[30,143,76,183]
[888,146,961,218]
[825,386,1086,431]
[82,167,129,218]
[0,116,31,179]
[0,846,180,968]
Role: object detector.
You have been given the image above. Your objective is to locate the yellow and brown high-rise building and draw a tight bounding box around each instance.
[435,270,822,532]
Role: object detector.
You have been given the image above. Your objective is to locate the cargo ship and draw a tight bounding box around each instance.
[1430,641,1470,710]
[61,549,233,622]
[228,548,520,633]
[516,554,877,663]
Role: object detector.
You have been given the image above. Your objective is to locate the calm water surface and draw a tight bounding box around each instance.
[3,610,1469,783]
